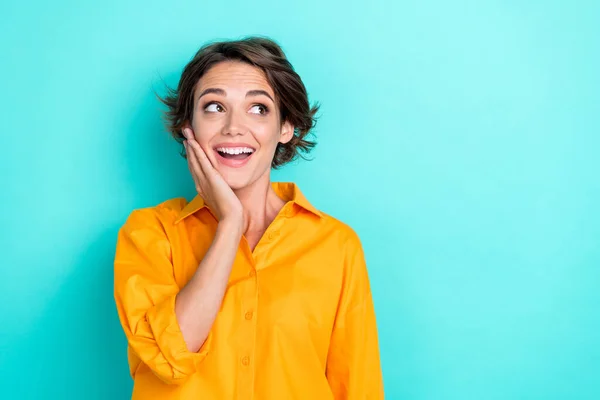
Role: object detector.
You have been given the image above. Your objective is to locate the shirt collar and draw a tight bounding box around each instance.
[175,182,322,224]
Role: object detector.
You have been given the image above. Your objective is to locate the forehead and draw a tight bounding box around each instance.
[196,61,274,97]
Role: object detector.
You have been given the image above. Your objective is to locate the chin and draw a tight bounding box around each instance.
[220,171,254,191]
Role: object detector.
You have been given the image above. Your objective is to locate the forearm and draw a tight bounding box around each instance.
[175,220,242,352]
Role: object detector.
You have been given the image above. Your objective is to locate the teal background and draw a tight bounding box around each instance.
[1,0,599,398]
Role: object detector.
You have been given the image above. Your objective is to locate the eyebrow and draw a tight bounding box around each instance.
[246,89,274,103]
[197,88,275,103]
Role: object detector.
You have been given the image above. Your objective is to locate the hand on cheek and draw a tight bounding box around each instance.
[182,127,244,227]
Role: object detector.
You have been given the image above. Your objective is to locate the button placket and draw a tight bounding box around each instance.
[237,271,258,396]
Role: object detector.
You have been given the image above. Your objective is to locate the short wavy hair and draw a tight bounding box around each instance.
[159,36,319,169]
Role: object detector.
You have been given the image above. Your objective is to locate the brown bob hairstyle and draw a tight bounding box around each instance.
[159,36,320,169]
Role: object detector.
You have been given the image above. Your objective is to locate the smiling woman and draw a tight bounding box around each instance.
[113,36,384,399]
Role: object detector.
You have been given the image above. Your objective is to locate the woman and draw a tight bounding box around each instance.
[114,36,383,399]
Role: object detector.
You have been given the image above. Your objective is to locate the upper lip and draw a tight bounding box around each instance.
[213,143,256,151]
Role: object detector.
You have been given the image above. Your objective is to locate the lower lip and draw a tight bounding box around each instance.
[214,150,254,168]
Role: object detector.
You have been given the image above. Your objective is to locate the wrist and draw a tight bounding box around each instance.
[217,218,244,238]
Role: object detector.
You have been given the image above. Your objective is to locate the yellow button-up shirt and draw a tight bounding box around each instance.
[114,182,383,399]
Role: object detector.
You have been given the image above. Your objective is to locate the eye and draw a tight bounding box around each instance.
[204,102,224,113]
[249,104,268,115]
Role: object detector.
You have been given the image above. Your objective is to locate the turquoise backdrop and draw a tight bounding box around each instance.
[1,1,599,399]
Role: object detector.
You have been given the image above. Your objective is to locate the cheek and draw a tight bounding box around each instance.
[191,119,216,143]
[252,123,281,147]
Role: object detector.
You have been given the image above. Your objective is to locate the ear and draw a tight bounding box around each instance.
[279,120,294,144]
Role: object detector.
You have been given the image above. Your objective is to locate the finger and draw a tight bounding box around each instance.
[186,136,216,176]
[182,127,193,141]
[185,141,204,181]
[185,141,205,195]
[182,128,212,172]
[184,142,198,185]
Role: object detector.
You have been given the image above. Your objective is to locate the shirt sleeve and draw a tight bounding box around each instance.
[326,231,385,399]
[113,208,212,385]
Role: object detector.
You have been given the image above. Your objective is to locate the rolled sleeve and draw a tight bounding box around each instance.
[114,208,211,385]
[146,293,213,380]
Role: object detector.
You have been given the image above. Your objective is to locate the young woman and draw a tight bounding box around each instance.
[114,36,383,399]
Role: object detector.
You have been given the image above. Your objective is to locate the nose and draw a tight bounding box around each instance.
[222,108,247,137]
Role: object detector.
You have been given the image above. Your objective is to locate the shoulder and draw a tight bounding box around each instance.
[120,197,189,232]
[317,213,371,301]
[316,211,364,252]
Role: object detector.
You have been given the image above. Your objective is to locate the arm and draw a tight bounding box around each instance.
[326,233,384,399]
[175,219,241,352]
[113,127,244,384]
[113,209,241,385]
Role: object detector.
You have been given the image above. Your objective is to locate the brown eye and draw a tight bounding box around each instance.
[249,104,268,115]
[205,103,224,113]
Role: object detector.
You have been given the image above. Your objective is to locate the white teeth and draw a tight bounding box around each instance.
[217,147,254,155]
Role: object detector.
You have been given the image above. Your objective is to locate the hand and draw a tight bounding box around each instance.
[182,128,245,231]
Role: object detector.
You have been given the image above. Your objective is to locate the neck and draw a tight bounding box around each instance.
[232,172,285,235]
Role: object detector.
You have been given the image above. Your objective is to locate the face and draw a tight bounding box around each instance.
[186,61,294,190]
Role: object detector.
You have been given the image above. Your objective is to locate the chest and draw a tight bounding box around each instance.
[171,213,348,334]
[243,230,264,252]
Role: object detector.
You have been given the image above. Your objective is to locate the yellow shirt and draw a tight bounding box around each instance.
[114,182,383,399]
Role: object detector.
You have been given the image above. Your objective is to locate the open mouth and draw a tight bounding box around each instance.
[214,146,256,167]
[215,146,255,160]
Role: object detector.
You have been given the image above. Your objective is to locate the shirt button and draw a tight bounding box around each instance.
[268,231,279,240]
[249,270,256,277]
[245,311,253,320]
[241,356,250,366]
